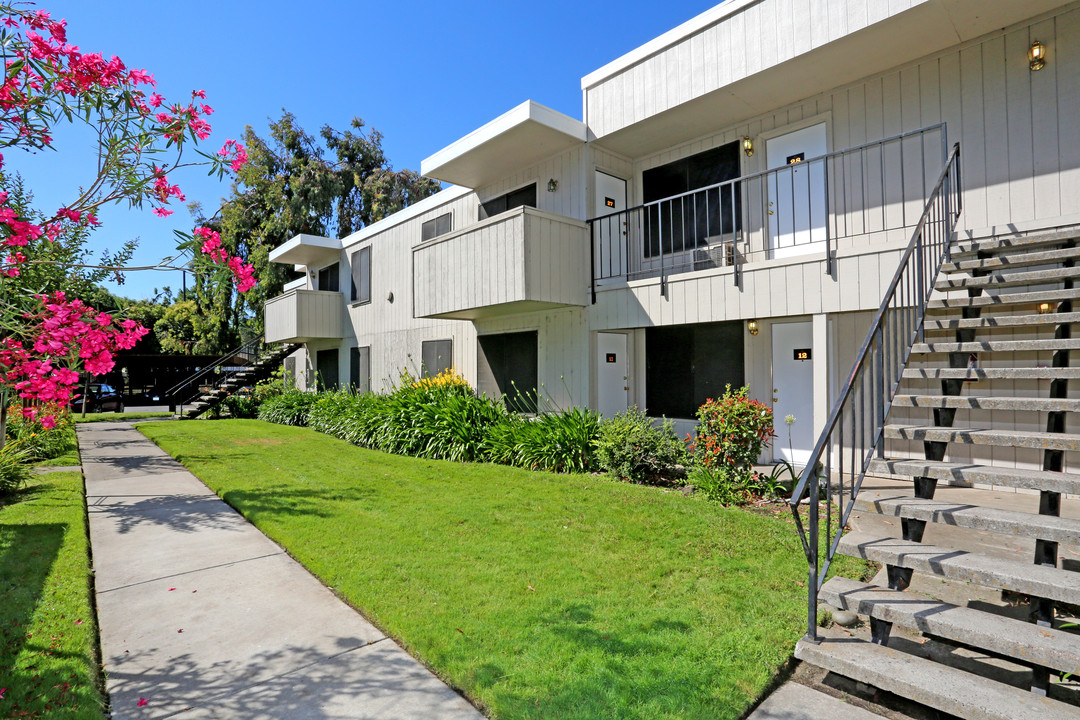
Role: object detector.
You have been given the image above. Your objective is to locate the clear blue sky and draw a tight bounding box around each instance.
[7,0,719,300]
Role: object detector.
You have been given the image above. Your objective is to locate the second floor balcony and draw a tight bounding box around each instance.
[590,123,952,296]
[264,289,343,344]
[412,206,590,320]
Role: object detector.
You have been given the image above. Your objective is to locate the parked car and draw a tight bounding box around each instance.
[71,383,124,413]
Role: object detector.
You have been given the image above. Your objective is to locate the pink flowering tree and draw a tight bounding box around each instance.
[0,3,256,441]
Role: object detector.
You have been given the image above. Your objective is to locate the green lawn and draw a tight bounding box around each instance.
[73,411,172,423]
[0,472,106,719]
[139,419,864,720]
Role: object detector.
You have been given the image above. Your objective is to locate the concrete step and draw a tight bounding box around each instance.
[911,338,1080,353]
[795,636,1078,720]
[901,367,1080,380]
[928,288,1080,310]
[868,458,1080,495]
[891,394,1080,412]
[820,576,1080,676]
[884,424,1080,452]
[935,266,1080,291]
[853,494,1080,544]
[836,532,1080,603]
[950,228,1080,258]
[942,245,1080,273]
[923,311,1080,331]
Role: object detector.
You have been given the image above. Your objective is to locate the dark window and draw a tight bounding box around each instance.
[477,331,538,413]
[642,142,742,257]
[479,183,537,220]
[349,346,370,393]
[421,212,453,242]
[317,262,339,292]
[645,321,744,419]
[315,348,340,391]
[350,247,370,304]
[421,339,453,377]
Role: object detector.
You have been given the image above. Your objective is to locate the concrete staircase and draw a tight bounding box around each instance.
[795,227,1080,719]
[180,342,297,418]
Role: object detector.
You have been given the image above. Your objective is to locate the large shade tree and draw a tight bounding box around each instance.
[188,111,440,350]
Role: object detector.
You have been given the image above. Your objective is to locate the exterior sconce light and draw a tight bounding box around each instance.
[1038,302,1053,314]
[747,319,759,336]
[547,178,559,192]
[1029,40,1046,71]
[742,136,754,157]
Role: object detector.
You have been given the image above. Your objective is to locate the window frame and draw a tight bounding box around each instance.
[350,245,371,305]
[421,211,453,242]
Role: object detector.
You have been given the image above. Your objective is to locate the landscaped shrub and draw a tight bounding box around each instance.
[594,406,687,483]
[0,438,34,494]
[222,392,260,419]
[257,389,318,426]
[6,403,78,461]
[689,385,775,503]
[484,406,601,473]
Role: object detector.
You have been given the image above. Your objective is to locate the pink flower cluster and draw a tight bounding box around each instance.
[194,227,257,293]
[1,291,148,419]
[218,139,248,173]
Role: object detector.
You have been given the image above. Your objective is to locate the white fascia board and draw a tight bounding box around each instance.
[581,0,762,90]
[340,185,473,251]
[268,233,342,266]
[420,100,587,187]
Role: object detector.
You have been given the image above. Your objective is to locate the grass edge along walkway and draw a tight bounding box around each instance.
[0,471,107,719]
[139,419,866,720]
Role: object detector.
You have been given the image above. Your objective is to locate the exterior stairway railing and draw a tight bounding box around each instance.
[588,123,948,300]
[788,142,962,643]
[163,337,265,412]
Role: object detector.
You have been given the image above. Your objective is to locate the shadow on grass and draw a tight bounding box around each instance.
[219,485,378,522]
[0,522,75,714]
[470,600,722,720]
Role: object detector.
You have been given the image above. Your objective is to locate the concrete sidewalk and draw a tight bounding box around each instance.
[79,421,482,720]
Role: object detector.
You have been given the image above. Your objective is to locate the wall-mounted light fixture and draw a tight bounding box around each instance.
[387,291,395,303]
[1029,40,1046,71]
[747,319,759,336]
[742,136,754,157]
[1039,301,1053,314]
[547,178,559,192]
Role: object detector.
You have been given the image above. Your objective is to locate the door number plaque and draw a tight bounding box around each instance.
[793,348,812,361]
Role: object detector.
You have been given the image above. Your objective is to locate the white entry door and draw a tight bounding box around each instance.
[771,321,814,467]
[594,171,628,278]
[597,332,629,418]
[767,123,828,260]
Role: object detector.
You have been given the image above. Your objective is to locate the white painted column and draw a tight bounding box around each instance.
[812,313,829,437]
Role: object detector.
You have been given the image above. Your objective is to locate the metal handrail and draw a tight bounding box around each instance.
[588,123,947,295]
[788,142,962,643]
[163,337,264,407]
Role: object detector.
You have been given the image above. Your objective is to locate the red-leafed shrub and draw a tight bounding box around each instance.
[689,386,775,503]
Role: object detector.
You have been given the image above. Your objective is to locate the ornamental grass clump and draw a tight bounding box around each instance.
[257,389,319,426]
[688,385,775,504]
[594,406,687,483]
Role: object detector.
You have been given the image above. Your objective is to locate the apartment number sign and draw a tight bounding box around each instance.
[787,152,805,165]
[606,353,617,363]
[793,348,812,361]
[605,197,616,208]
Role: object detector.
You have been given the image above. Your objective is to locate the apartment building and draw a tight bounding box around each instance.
[265,0,1079,467]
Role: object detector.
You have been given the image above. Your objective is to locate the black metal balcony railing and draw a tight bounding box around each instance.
[588,123,949,299]
[788,142,962,643]
[162,337,264,411]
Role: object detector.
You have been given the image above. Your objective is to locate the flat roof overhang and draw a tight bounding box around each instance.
[421,100,587,188]
[268,234,341,267]
[591,0,1074,157]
